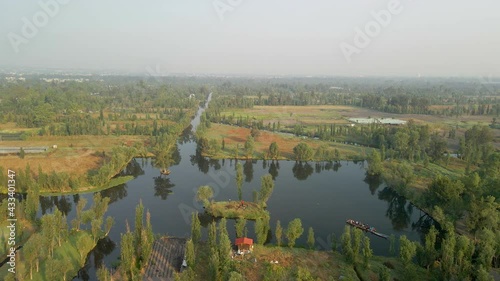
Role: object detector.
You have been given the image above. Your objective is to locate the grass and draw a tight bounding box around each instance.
[206,201,270,220]
[0,135,148,176]
[408,158,468,190]
[204,123,372,161]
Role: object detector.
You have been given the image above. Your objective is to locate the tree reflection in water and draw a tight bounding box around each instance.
[92,236,116,270]
[313,161,342,173]
[153,175,175,200]
[190,151,221,174]
[76,236,116,281]
[268,161,279,180]
[378,187,413,230]
[411,210,438,243]
[364,174,383,195]
[99,158,147,204]
[179,124,194,144]
[198,211,221,227]
[243,160,254,182]
[292,162,314,181]
[40,196,72,216]
[100,184,128,204]
[119,158,146,178]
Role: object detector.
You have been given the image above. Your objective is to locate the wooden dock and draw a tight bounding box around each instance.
[143,237,187,281]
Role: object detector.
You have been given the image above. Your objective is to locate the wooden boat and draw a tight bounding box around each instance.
[345,219,389,239]
[160,169,171,175]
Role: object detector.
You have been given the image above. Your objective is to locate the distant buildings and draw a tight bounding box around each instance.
[5,76,25,82]
[348,117,407,126]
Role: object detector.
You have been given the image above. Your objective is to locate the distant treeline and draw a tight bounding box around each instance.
[0,79,205,129]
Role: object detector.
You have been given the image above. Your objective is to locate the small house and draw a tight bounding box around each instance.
[235,237,254,253]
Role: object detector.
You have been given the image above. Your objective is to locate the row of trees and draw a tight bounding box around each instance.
[205,77,499,114]
[117,201,155,280]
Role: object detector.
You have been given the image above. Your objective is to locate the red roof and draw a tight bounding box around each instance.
[235,237,253,245]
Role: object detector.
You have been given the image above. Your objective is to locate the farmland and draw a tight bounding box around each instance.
[218,105,500,149]
[0,134,149,176]
[203,123,372,160]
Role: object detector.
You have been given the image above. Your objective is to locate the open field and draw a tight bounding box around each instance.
[0,135,148,176]
[220,105,500,148]
[0,122,38,134]
[204,123,373,160]
[222,105,496,127]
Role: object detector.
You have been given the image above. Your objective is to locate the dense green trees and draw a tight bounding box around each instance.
[191,212,201,244]
[366,150,382,176]
[425,176,464,217]
[466,196,499,235]
[286,218,304,247]
[186,239,196,268]
[244,135,255,158]
[218,218,232,276]
[275,220,283,246]
[361,236,373,269]
[307,227,315,249]
[196,185,214,207]
[399,235,417,273]
[460,125,494,164]
[268,142,280,160]
[341,226,354,264]
[119,202,155,280]
[293,143,313,162]
[255,216,270,245]
[258,174,275,207]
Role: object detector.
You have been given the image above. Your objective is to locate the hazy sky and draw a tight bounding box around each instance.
[1,0,499,76]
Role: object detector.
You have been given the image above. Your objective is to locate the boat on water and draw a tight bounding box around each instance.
[345,219,389,239]
[160,169,171,175]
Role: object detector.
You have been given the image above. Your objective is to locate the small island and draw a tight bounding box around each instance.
[205,200,269,220]
[196,173,274,221]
